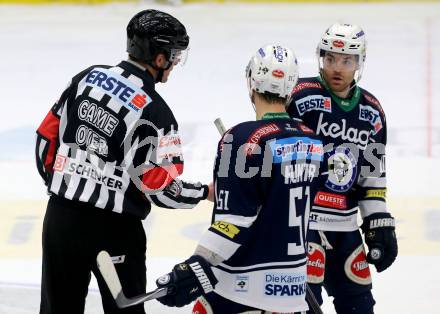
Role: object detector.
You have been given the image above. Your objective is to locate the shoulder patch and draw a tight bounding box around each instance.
[363,93,380,107]
[244,123,281,156]
[292,82,322,94]
[359,104,383,135]
[363,92,385,118]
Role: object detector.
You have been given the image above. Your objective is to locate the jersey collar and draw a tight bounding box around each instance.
[260,112,290,120]
[118,60,155,87]
[317,75,361,112]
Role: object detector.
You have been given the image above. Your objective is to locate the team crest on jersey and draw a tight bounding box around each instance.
[85,68,152,113]
[344,245,372,285]
[325,146,358,192]
[295,95,332,116]
[359,104,383,135]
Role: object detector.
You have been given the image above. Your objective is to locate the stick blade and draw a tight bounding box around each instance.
[96,251,123,300]
[97,250,170,309]
[117,287,169,308]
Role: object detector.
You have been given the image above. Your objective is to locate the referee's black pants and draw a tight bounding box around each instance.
[40,195,147,314]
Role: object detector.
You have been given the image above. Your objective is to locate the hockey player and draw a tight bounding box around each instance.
[35,10,210,314]
[287,23,398,313]
[154,44,326,313]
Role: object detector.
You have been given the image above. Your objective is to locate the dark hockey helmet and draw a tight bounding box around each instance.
[126,10,189,66]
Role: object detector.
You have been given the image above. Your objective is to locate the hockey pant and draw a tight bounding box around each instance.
[193,293,306,314]
[306,229,375,314]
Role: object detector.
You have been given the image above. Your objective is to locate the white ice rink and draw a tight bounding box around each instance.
[0,2,439,313]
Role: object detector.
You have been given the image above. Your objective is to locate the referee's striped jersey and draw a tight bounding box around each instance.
[36,60,208,219]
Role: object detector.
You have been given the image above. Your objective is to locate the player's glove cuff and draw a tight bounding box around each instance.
[155,255,217,307]
[361,212,398,272]
[361,212,395,232]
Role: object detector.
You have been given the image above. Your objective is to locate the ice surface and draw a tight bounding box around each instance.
[0,2,439,313]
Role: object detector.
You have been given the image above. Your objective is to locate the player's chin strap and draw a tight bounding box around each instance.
[318,230,333,250]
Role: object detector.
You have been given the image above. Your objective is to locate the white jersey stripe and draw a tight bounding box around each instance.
[198,230,241,261]
[311,205,359,214]
[214,214,258,228]
[359,199,387,218]
[358,177,386,187]
[218,258,307,272]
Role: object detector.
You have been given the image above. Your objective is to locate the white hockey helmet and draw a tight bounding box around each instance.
[317,23,367,83]
[246,44,299,103]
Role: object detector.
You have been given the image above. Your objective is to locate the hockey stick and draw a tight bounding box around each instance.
[96,251,170,308]
[306,284,324,314]
[214,117,227,135]
[213,118,323,314]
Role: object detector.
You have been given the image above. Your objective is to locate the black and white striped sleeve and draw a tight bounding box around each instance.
[35,83,71,185]
[146,178,208,209]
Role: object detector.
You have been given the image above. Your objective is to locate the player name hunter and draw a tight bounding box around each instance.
[284,163,317,184]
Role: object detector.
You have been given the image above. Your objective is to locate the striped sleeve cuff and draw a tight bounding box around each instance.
[146,179,208,209]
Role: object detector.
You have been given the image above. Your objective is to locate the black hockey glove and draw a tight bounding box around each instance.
[361,212,398,272]
[155,255,218,307]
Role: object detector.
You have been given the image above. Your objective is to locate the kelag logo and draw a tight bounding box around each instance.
[295,95,332,116]
[85,68,152,113]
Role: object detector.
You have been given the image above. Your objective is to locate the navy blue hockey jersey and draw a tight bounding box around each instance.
[198,113,325,312]
[288,77,387,231]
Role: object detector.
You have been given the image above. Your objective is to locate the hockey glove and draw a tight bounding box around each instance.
[361,212,398,272]
[155,255,218,307]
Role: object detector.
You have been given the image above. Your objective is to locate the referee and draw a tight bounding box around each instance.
[36,10,209,314]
